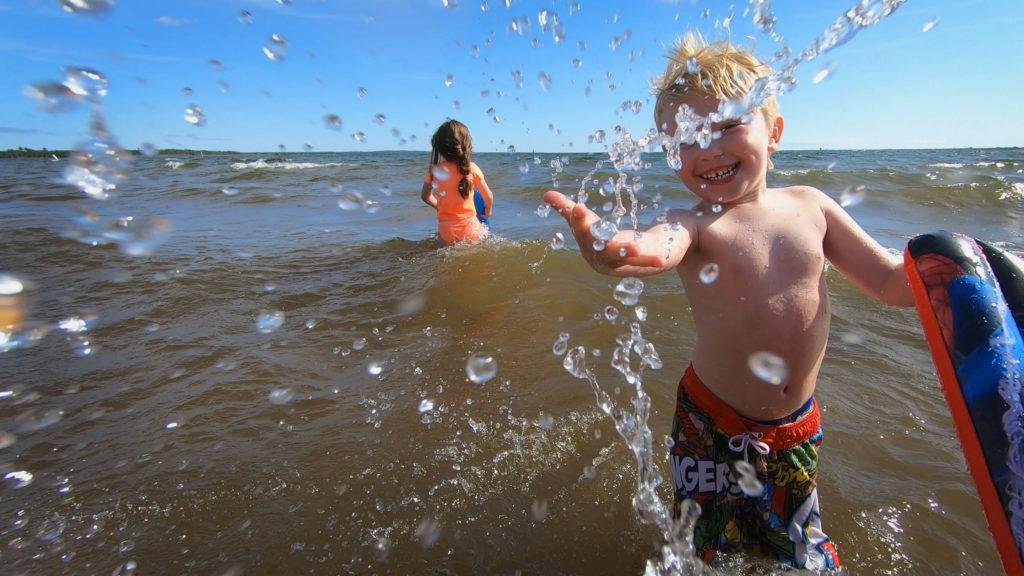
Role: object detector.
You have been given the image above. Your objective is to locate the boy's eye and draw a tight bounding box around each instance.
[721,122,741,131]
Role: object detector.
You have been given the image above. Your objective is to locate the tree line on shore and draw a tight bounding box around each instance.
[0,147,239,158]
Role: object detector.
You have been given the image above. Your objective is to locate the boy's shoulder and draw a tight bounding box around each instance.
[772,183,826,199]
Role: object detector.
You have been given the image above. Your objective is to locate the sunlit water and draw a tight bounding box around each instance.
[2,148,1023,574]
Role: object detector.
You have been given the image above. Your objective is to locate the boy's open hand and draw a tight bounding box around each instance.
[543,190,668,272]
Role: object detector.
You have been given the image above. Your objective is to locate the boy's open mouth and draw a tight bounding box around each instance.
[698,162,739,183]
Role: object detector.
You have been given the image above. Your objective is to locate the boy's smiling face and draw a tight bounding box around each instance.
[657,92,784,206]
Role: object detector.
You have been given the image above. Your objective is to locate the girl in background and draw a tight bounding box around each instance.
[421,119,494,244]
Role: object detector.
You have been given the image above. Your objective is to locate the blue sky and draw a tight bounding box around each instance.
[1,0,1021,153]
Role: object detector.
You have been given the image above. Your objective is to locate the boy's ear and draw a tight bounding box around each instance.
[768,116,784,153]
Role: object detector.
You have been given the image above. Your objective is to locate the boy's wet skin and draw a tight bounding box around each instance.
[545,87,914,423]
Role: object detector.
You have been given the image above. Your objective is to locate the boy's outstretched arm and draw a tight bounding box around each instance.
[544,190,694,278]
[818,189,914,306]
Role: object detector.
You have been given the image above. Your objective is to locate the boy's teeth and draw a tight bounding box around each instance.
[701,164,737,180]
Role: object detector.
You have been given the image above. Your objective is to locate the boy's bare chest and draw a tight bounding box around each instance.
[692,208,826,279]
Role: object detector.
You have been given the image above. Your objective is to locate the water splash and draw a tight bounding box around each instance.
[60,0,114,14]
[263,34,289,61]
[557,281,706,574]
[465,353,497,384]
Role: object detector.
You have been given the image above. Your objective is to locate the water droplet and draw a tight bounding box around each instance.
[613,277,644,306]
[635,306,648,321]
[604,306,619,321]
[550,232,565,250]
[337,190,366,211]
[552,332,569,356]
[840,332,865,345]
[58,316,90,333]
[238,10,253,25]
[0,275,25,296]
[269,387,294,405]
[24,82,80,113]
[734,460,763,497]
[592,239,605,251]
[812,62,837,84]
[63,67,108,100]
[534,203,551,218]
[430,164,451,181]
[590,218,618,241]
[414,517,443,548]
[14,406,63,432]
[64,125,131,199]
[184,104,205,126]
[0,432,16,448]
[571,57,583,69]
[748,351,788,385]
[506,144,516,154]
[531,499,549,522]
[137,142,158,157]
[323,114,342,131]
[444,73,455,87]
[221,186,238,196]
[699,263,720,284]
[839,184,867,208]
[563,345,588,378]
[356,87,368,99]
[711,203,723,213]
[368,361,383,376]
[4,470,33,488]
[465,353,497,384]
[263,34,288,61]
[353,337,367,351]
[418,398,435,413]
[538,71,552,92]
[257,310,284,333]
[922,17,939,33]
[60,0,114,14]
[373,113,386,125]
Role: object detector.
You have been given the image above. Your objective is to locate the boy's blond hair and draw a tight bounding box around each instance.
[654,32,780,128]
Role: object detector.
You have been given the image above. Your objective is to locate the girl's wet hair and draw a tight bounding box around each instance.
[430,119,473,199]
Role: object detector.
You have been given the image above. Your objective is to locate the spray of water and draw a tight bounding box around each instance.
[561,283,707,574]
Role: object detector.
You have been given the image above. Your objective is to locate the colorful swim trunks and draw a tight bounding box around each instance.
[669,365,841,570]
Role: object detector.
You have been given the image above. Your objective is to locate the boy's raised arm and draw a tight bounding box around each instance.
[544,190,693,278]
[818,189,914,306]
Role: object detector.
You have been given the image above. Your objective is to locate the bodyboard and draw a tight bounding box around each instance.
[905,231,1024,575]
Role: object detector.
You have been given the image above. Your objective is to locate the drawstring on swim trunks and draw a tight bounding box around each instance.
[728,431,770,463]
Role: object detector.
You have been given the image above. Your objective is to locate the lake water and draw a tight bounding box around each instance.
[2,147,1023,574]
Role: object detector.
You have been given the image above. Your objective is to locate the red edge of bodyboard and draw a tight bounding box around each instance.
[904,249,1024,575]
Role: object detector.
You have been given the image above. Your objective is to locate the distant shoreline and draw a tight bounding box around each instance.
[2,146,1021,159]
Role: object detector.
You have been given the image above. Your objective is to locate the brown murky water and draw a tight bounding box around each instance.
[2,149,1023,574]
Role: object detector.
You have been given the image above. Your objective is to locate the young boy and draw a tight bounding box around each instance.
[544,33,914,570]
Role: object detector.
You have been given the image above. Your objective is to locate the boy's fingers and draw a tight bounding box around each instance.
[543,190,574,219]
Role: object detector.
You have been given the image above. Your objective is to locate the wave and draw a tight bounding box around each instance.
[999,182,1024,201]
[230,159,357,171]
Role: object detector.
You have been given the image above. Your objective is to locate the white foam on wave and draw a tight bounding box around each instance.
[165,159,184,169]
[928,162,964,168]
[998,182,1024,201]
[773,168,813,175]
[230,159,354,171]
